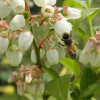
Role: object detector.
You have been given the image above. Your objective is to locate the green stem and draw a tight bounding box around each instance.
[88,19,93,36]
[30,26,41,66]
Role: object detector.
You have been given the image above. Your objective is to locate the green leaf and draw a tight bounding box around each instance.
[33,19,50,43]
[46,75,71,100]
[80,67,97,92]
[74,8,100,30]
[59,58,80,78]
[41,67,59,80]
[75,28,89,42]
[79,81,100,99]
[88,9,100,21]
[63,0,87,8]
[87,0,92,8]
[93,26,100,33]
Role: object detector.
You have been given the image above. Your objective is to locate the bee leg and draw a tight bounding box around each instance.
[61,38,65,41]
[58,42,65,46]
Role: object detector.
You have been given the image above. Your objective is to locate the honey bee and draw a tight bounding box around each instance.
[60,33,76,59]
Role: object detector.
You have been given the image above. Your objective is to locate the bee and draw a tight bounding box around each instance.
[60,33,76,59]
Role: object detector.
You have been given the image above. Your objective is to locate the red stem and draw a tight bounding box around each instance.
[25,0,31,18]
[40,18,46,26]
[38,33,52,47]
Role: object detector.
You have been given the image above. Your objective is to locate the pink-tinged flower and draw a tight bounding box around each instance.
[17,79,25,96]
[25,71,32,83]
[46,48,59,65]
[89,52,100,67]
[41,5,54,17]
[84,37,96,53]
[0,20,10,29]
[63,6,81,19]
[79,49,90,65]
[10,0,25,13]
[0,0,12,19]
[54,18,72,36]
[8,72,17,83]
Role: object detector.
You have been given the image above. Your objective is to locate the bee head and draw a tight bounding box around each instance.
[62,33,69,40]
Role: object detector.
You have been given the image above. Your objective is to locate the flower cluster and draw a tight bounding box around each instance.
[0,0,82,67]
[79,30,100,67]
[8,64,44,99]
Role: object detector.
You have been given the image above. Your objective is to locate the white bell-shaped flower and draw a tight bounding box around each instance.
[36,80,45,96]
[18,31,34,50]
[65,7,81,19]
[0,0,12,19]
[33,0,49,7]
[49,0,57,5]
[46,48,59,65]
[57,45,66,59]
[25,82,36,95]
[41,5,54,17]
[5,50,22,66]
[31,48,37,63]
[54,18,72,36]
[0,37,9,54]
[79,49,90,65]
[10,14,25,30]
[10,0,25,13]
[90,52,100,67]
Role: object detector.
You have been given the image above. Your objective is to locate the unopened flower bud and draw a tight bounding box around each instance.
[49,0,57,5]
[0,1,12,19]
[5,50,22,66]
[17,79,25,96]
[0,37,9,54]
[8,72,17,83]
[46,48,59,65]
[54,18,72,36]
[25,82,36,94]
[25,71,32,83]
[36,80,45,96]
[10,0,25,13]
[31,48,37,63]
[18,31,34,50]
[79,49,90,65]
[84,37,96,53]
[90,52,100,67]
[96,41,100,53]
[63,6,81,19]
[41,5,54,17]
[10,14,25,30]
[33,0,49,7]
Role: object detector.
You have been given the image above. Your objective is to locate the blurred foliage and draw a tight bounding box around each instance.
[0,0,100,100]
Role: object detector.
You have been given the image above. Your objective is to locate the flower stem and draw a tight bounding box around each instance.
[88,19,93,36]
[30,26,41,66]
[25,0,31,18]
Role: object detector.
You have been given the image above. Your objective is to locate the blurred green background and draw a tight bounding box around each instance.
[0,0,100,100]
